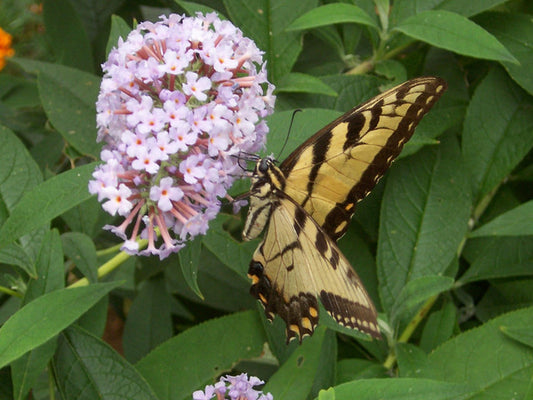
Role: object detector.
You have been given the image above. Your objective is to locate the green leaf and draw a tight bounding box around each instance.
[460,237,533,284]
[106,15,132,57]
[390,276,454,325]
[418,307,533,398]
[336,359,388,384]
[202,214,259,277]
[396,342,428,378]
[176,1,224,18]
[42,0,94,73]
[470,200,533,238]
[286,4,378,32]
[178,235,203,299]
[419,301,457,353]
[12,229,64,400]
[223,0,317,82]
[123,278,173,364]
[264,326,334,400]
[476,12,533,95]
[0,163,98,250]
[0,125,44,272]
[277,73,338,97]
[61,232,98,283]
[12,59,101,157]
[136,311,266,400]
[331,378,474,399]
[393,10,517,63]
[378,135,471,311]
[463,68,533,202]
[55,325,158,400]
[0,281,120,368]
[500,326,533,349]
[390,0,510,25]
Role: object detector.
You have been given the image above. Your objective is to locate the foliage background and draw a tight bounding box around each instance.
[1,0,533,399]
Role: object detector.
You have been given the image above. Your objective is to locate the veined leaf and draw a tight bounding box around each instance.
[393,10,517,63]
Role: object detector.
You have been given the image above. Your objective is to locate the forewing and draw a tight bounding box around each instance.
[281,77,447,241]
[248,194,380,342]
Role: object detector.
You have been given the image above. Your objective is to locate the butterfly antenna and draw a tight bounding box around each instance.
[277,109,302,161]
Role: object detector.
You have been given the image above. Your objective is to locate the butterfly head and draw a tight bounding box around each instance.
[255,155,276,177]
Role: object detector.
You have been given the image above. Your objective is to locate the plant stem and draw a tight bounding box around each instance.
[68,239,148,288]
[383,294,439,370]
[0,285,22,298]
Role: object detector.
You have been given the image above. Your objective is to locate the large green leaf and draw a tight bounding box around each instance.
[11,229,64,400]
[286,3,378,32]
[460,236,533,284]
[393,10,517,63]
[463,68,533,202]
[378,135,471,311]
[223,0,317,82]
[264,326,335,400]
[476,12,533,96]
[324,378,473,400]
[42,0,94,73]
[123,278,173,364]
[470,200,533,238]
[136,311,266,400]
[0,281,121,368]
[0,163,98,250]
[418,307,533,398]
[55,325,158,400]
[13,59,101,157]
[0,126,44,275]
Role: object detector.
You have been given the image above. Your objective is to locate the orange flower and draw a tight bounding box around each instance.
[0,27,14,71]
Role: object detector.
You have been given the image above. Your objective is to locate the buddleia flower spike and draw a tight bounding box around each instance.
[89,13,275,259]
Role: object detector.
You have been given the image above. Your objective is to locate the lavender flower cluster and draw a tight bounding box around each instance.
[89,13,275,259]
[193,374,273,400]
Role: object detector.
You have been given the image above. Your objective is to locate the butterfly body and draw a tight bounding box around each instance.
[243,77,447,342]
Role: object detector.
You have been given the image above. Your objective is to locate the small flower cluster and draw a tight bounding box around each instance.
[89,13,275,258]
[193,374,273,400]
[0,27,14,71]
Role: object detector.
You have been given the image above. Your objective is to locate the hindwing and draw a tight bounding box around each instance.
[248,192,380,342]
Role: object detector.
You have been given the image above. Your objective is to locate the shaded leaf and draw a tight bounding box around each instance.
[463,68,533,201]
[264,327,334,400]
[420,301,457,353]
[223,0,317,82]
[13,59,101,157]
[476,12,533,95]
[470,200,533,238]
[55,325,158,400]
[136,311,266,400]
[460,236,533,284]
[178,235,203,299]
[123,278,173,364]
[61,232,98,283]
[106,15,132,57]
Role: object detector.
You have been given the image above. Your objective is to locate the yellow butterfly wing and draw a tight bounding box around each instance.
[248,192,380,342]
[280,77,447,240]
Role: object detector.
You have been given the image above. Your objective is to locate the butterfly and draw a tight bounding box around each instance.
[242,77,447,342]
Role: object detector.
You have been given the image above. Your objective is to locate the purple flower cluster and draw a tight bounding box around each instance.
[89,13,275,258]
[193,374,273,400]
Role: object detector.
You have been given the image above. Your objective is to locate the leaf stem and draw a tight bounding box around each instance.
[68,239,148,288]
[383,294,438,370]
[0,285,22,298]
